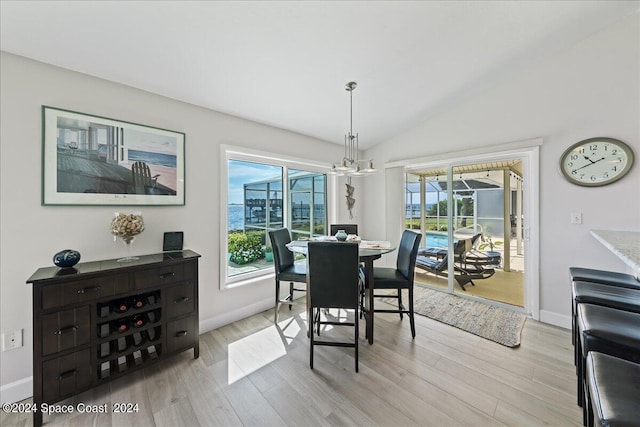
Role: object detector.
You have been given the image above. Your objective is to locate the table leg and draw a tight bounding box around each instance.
[364,258,375,344]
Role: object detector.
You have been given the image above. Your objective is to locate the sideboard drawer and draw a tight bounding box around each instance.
[41,274,129,310]
[41,306,91,356]
[166,316,196,354]
[165,283,195,319]
[134,263,190,290]
[41,348,92,402]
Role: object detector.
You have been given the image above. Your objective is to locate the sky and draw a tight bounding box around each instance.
[125,128,177,155]
[228,160,282,204]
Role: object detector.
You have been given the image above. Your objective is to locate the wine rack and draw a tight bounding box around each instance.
[27,250,200,427]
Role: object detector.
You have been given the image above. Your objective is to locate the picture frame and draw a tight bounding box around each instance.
[42,106,185,206]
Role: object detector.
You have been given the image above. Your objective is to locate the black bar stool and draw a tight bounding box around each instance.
[576,304,640,423]
[571,281,640,367]
[585,352,640,427]
[570,267,640,289]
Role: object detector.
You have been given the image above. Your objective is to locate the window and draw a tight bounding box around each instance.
[222,147,329,287]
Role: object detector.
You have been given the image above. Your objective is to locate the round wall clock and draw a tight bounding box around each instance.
[560,137,634,187]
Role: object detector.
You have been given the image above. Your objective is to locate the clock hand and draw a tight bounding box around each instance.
[583,155,595,164]
[573,157,606,172]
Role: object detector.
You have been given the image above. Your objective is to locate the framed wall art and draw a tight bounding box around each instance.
[42,106,185,206]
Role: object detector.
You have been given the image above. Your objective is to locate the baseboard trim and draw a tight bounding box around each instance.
[539,310,571,329]
[200,297,275,334]
[1,376,32,404]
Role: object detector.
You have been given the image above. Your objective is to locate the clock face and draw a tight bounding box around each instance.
[560,138,634,186]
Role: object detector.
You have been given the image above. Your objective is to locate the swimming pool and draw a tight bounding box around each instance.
[423,231,458,248]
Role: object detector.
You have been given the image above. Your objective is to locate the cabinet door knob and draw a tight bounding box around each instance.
[77,286,101,294]
[54,325,79,335]
[57,369,80,380]
[175,330,188,337]
[173,296,189,304]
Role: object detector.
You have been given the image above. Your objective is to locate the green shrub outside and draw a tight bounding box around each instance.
[228,231,263,264]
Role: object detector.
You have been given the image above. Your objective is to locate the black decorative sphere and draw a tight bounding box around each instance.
[53,249,81,268]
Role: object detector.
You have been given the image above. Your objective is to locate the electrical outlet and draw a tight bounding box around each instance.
[2,329,23,351]
[570,212,582,224]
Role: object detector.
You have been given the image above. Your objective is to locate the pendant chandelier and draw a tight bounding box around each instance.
[330,81,376,176]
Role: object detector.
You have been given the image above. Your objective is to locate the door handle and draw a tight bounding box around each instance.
[54,325,79,335]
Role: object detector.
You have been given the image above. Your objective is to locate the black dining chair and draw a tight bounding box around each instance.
[268,228,307,323]
[370,229,422,338]
[308,241,361,372]
[330,224,358,236]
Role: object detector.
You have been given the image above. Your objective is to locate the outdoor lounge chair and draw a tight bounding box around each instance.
[460,249,502,268]
[417,232,482,259]
[416,235,497,291]
[131,161,160,194]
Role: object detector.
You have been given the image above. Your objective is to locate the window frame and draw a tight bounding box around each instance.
[220,145,335,290]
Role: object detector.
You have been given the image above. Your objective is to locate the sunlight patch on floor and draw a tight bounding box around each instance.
[227,317,302,384]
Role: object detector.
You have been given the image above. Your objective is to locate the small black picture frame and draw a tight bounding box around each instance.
[163,232,183,252]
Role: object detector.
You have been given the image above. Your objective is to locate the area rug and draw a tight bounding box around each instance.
[382,284,526,347]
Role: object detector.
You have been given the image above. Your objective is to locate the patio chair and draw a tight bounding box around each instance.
[131,161,160,194]
[416,236,496,291]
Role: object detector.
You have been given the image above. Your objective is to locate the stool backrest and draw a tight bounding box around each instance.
[308,242,359,309]
[396,230,422,281]
[268,228,294,274]
[330,224,358,236]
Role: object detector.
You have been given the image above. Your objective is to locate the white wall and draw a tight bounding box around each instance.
[361,13,640,327]
[0,52,345,401]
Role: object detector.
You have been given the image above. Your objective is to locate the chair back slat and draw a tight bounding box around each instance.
[308,242,359,309]
[330,224,358,236]
[396,230,422,280]
[268,228,295,274]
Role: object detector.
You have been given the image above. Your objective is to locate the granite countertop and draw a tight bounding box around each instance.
[590,230,640,276]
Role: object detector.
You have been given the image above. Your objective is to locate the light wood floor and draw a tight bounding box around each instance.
[2,302,581,426]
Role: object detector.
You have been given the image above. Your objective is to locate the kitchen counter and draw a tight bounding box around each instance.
[590,230,640,277]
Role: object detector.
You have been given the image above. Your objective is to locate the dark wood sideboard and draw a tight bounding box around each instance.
[26,250,200,427]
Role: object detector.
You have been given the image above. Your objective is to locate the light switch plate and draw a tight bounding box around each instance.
[570,212,582,224]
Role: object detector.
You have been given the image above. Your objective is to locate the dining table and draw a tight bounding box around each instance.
[286,238,396,344]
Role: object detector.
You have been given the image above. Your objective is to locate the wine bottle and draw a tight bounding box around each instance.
[112,298,129,313]
[115,318,129,334]
[131,314,146,328]
[131,295,146,309]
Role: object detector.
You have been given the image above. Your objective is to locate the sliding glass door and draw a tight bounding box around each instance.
[406,159,525,309]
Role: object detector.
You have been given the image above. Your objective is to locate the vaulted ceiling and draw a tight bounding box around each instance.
[2,1,638,149]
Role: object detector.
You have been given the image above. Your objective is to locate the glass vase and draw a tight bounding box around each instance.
[117,235,139,262]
